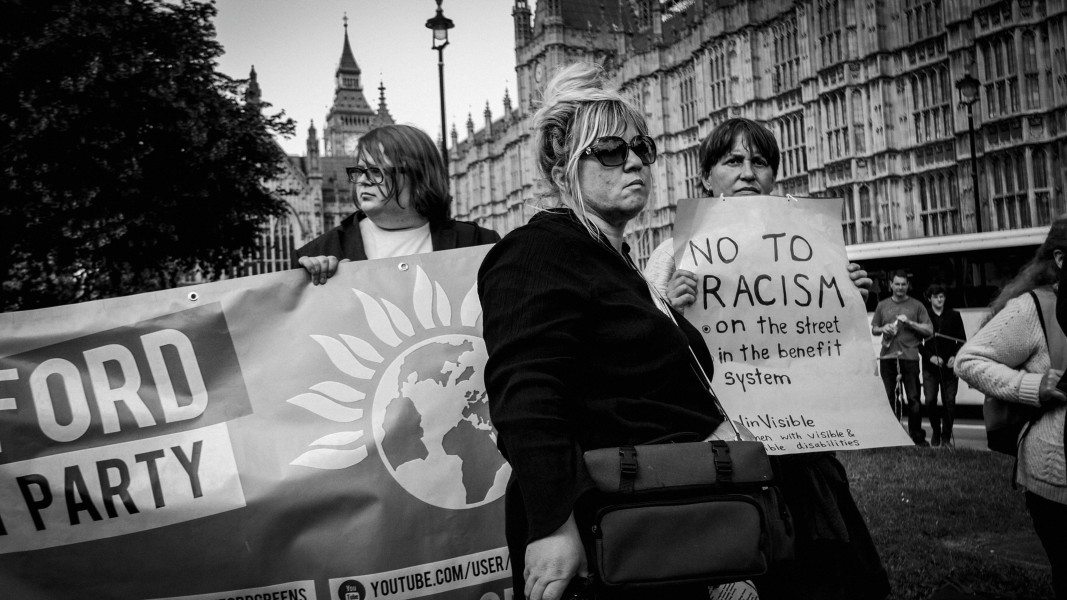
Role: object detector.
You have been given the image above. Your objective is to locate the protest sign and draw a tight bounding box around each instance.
[0,246,511,600]
[673,195,912,454]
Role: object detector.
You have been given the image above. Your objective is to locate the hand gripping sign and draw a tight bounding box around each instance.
[671,195,911,454]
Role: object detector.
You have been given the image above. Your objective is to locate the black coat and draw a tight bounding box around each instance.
[477,209,721,592]
[290,211,500,267]
[920,307,967,370]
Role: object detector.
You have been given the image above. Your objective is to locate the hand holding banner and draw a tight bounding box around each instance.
[0,246,511,600]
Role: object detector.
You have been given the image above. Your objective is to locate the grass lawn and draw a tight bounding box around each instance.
[839,447,1054,600]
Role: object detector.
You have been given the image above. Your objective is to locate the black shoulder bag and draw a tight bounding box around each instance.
[580,342,795,590]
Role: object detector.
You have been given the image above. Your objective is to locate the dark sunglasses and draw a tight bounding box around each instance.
[346,165,404,185]
[582,135,657,167]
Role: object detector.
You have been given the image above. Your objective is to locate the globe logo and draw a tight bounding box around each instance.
[286,264,510,510]
[372,334,508,509]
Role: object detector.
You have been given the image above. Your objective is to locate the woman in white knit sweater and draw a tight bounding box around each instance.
[955,216,1067,600]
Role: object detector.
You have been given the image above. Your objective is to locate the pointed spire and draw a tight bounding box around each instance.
[338,13,361,75]
[484,101,493,139]
[451,122,459,148]
[306,119,320,175]
[466,111,475,140]
[375,79,395,126]
[503,88,513,121]
[245,65,262,106]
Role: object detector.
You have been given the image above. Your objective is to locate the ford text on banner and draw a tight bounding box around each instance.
[0,245,512,600]
[672,196,913,454]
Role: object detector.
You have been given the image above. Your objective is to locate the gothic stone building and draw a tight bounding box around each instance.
[242,19,394,276]
[449,0,1067,279]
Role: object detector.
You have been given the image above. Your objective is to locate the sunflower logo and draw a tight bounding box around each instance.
[286,265,510,510]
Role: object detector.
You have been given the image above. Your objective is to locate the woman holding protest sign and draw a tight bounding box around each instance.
[478,63,740,600]
[642,118,889,600]
[955,217,1067,600]
[643,118,871,305]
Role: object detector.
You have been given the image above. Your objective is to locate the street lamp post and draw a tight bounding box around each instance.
[426,0,454,163]
[956,74,983,233]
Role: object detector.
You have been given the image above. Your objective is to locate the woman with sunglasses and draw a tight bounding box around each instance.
[644,118,889,600]
[292,124,499,284]
[478,63,732,600]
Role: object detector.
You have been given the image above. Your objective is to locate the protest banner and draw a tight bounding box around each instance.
[0,245,511,600]
[673,195,912,454]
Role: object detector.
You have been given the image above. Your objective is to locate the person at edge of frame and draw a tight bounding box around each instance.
[956,216,1067,600]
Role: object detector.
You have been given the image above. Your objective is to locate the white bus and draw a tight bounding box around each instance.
[850,226,1050,406]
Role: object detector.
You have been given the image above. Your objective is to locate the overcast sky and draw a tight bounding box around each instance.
[213,0,520,156]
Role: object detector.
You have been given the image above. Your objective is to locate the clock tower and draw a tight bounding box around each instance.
[323,15,381,157]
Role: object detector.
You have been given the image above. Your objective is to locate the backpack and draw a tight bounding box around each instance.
[984,287,1067,455]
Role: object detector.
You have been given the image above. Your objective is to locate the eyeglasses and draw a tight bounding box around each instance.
[582,135,657,167]
[346,166,403,184]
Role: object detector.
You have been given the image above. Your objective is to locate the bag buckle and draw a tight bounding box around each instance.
[709,440,733,483]
[618,446,638,493]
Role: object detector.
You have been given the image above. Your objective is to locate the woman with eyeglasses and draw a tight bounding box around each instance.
[642,118,889,600]
[478,63,732,600]
[291,124,499,284]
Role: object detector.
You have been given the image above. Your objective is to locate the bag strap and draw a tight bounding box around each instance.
[709,440,734,482]
[622,251,739,439]
[1019,290,1049,452]
[1010,289,1066,480]
[618,446,639,494]
[684,344,740,439]
[624,251,739,438]
[1031,288,1067,369]
[1030,288,1067,479]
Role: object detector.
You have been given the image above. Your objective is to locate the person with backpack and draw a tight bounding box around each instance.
[955,215,1067,600]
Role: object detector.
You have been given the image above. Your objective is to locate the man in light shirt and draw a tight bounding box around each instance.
[872,270,933,445]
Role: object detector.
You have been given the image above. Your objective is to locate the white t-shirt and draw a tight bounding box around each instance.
[359,219,433,260]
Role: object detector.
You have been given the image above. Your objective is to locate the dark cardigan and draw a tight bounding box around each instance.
[920,307,967,369]
[477,209,721,591]
[290,211,500,267]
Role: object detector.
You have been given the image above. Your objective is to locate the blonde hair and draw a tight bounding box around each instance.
[532,62,650,239]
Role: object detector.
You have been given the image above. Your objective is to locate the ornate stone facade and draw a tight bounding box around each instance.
[450,0,1067,265]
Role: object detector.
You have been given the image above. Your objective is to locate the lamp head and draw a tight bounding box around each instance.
[426,0,454,50]
[956,74,980,105]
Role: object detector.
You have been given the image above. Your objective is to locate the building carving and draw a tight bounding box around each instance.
[449,0,1067,266]
[243,17,394,275]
